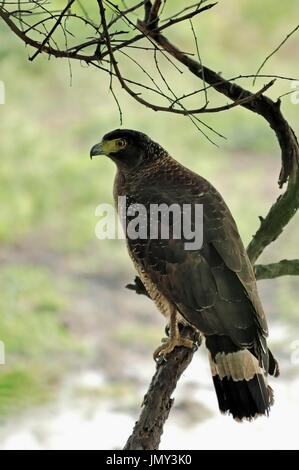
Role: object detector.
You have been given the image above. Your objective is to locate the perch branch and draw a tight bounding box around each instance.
[123,326,201,450]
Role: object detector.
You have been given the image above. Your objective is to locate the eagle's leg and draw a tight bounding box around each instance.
[153,308,194,359]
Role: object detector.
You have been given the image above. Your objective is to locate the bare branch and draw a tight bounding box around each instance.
[189,18,208,106]
[151,1,218,33]
[94,2,279,120]
[247,148,299,264]
[29,0,75,61]
[123,326,201,450]
[253,23,299,86]
[0,6,99,61]
[1,1,297,138]
[170,73,299,109]
[126,276,150,298]
[254,259,299,280]
[150,0,162,21]
[99,2,217,59]
[137,8,299,186]
[107,0,147,28]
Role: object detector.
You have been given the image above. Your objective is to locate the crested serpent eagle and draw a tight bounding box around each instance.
[90,129,279,421]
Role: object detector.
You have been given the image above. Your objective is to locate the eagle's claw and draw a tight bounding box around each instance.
[153,336,194,361]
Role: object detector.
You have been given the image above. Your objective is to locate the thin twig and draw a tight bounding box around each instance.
[189,18,208,106]
[107,0,146,28]
[0,6,99,61]
[99,2,217,60]
[253,23,299,86]
[29,0,75,61]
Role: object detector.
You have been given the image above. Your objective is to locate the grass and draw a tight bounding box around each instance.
[0,265,85,416]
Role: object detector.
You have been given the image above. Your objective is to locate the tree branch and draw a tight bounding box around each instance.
[254,259,299,280]
[247,163,299,264]
[253,23,299,86]
[138,4,299,187]
[123,326,201,450]
[29,0,76,61]
[0,6,99,61]
[97,1,277,119]
[126,276,151,298]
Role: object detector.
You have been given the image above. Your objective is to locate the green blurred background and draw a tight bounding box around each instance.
[0,0,298,449]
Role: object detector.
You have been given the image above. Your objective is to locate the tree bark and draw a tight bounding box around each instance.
[124,326,200,450]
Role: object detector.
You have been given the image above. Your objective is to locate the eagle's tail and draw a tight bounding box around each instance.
[205,335,279,421]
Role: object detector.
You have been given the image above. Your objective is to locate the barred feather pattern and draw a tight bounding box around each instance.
[206,335,278,421]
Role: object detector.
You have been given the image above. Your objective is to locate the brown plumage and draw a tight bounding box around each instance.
[90,128,279,421]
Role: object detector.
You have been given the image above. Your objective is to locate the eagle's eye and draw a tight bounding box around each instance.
[115,139,126,149]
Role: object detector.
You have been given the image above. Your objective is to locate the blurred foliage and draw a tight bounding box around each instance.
[111,324,161,348]
[0,265,84,416]
[0,0,298,416]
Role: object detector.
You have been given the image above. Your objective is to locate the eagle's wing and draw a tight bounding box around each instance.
[127,175,268,353]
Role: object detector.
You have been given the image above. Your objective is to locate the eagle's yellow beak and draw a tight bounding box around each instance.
[90,139,124,159]
[90,141,105,159]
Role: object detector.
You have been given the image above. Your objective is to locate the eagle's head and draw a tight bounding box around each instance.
[90,129,164,170]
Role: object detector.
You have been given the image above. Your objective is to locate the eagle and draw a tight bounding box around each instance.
[90,129,279,421]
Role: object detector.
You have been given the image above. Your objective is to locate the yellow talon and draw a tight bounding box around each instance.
[153,336,194,360]
[153,308,195,360]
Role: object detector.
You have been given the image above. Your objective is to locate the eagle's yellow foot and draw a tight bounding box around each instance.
[153,336,194,360]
